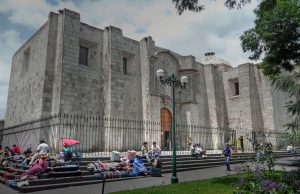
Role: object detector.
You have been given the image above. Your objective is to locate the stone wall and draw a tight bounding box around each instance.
[204,65,223,128]
[140,37,154,123]
[42,12,58,118]
[4,9,290,151]
[56,10,103,116]
[223,63,288,138]
[249,64,264,131]
[119,37,143,119]
[223,67,241,129]
[5,22,49,127]
[223,63,259,131]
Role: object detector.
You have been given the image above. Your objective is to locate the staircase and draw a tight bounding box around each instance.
[0,151,297,192]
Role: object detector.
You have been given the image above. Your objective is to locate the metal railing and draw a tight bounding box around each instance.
[0,114,287,154]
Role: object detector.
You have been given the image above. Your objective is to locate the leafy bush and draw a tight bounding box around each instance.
[235,142,300,194]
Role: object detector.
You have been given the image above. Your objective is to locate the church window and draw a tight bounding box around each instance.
[79,46,88,66]
[123,57,127,74]
[234,82,239,95]
[23,48,30,73]
[229,78,239,97]
[122,52,134,75]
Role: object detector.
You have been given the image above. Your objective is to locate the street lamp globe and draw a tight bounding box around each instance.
[156,69,165,79]
[180,76,188,85]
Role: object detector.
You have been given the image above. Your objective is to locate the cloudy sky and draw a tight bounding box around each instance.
[0,0,259,120]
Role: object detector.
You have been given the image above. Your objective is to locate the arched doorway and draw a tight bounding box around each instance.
[161,108,172,151]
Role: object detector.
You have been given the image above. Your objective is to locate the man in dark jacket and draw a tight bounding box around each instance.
[223,143,231,171]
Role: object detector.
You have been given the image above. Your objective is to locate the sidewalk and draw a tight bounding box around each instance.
[0,156,298,194]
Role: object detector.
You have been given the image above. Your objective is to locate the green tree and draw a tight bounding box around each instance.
[240,0,300,77]
[240,0,300,133]
[172,0,300,136]
[172,0,251,15]
[272,71,300,133]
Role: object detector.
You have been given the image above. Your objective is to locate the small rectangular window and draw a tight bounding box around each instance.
[235,82,239,96]
[23,48,30,72]
[123,57,127,74]
[79,46,88,66]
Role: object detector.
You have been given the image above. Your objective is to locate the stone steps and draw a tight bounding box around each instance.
[17,176,147,193]
[0,151,297,192]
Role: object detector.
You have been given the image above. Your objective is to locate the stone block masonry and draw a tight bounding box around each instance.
[3,9,290,151]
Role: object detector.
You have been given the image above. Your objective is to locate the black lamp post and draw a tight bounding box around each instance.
[156,69,188,184]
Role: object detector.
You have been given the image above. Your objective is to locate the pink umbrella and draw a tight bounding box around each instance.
[60,138,80,146]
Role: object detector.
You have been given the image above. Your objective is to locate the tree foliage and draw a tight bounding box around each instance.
[272,71,300,131]
[172,0,251,15]
[172,0,204,15]
[224,0,251,9]
[240,0,300,77]
[244,1,300,137]
[241,0,300,133]
[172,0,300,134]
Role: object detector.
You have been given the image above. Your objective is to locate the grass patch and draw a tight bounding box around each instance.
[111,175,237,194]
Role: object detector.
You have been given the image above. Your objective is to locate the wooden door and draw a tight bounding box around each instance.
[161,108,171,150]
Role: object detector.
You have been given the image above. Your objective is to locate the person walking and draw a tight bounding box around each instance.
[255,140,261,163]
[223,143,231,171]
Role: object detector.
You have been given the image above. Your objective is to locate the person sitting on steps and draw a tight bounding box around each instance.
[141,141,150,162]
[150,141,161,159]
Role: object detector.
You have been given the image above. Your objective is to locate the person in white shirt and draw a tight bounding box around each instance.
[29,140,49,165]
[151,141,161,159]
[37,141,49,154]
[195,144,202,158]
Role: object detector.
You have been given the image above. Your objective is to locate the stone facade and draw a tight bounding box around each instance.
[4,9,289,150]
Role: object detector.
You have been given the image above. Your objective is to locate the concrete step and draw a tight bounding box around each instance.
[37,170,93,179]
[28,175,98,186]
[163,158,248,169]
[17,176,147,193]
[162,160,245,173]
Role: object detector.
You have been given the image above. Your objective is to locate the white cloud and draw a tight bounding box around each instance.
[0,0,78,29]
[0,0,259,64]
[0,30,24,119]
[73,0,259,65]
[0,62,10,120]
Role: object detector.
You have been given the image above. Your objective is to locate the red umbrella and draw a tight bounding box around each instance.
[60,138,80,146]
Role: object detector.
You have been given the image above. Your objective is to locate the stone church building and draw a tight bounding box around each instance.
[3,9,289,151]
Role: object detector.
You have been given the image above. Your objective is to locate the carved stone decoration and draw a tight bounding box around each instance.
[150,51,180,97]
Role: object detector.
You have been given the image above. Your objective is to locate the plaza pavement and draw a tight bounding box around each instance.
[0,156,298,194]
